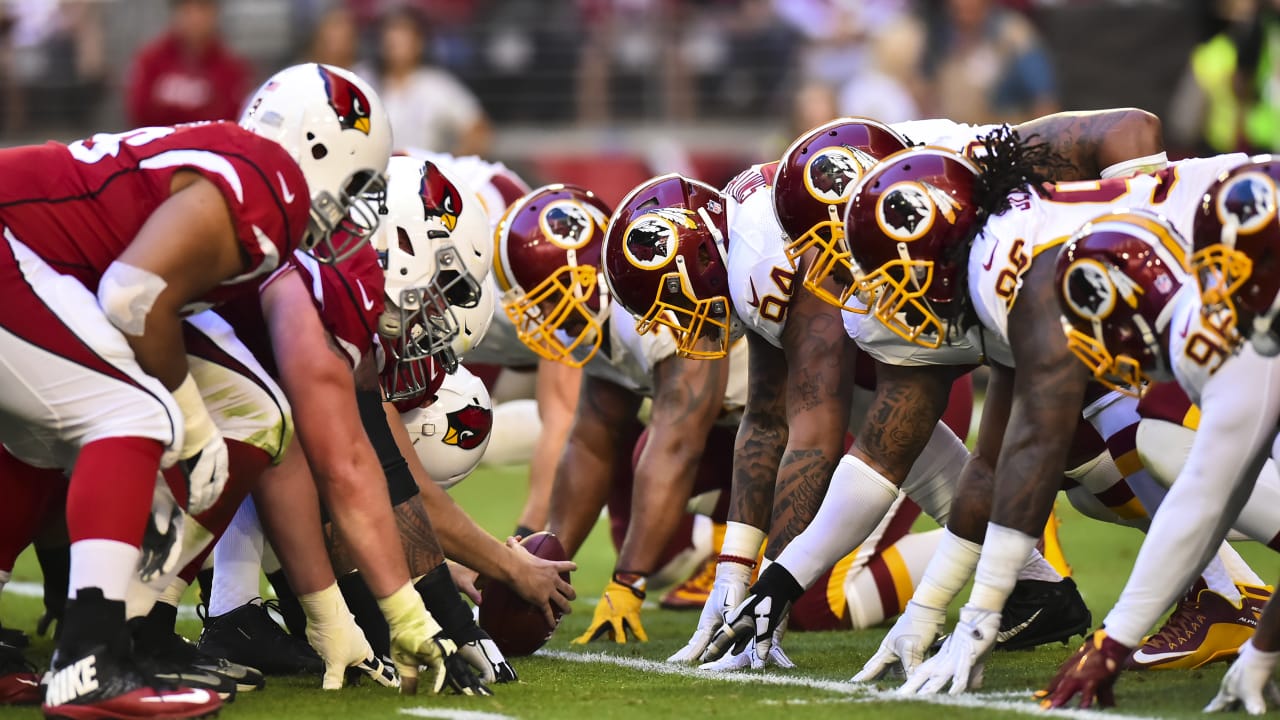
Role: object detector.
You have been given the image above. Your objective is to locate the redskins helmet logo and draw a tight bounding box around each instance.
[1217,172,1278,236]
[540,200,594,250]
[317,66,372,135]
[1063,259,1116,321]
[622,208,695,269]
[419,162,463,232]
[803,146,874,203]
[443,402,492,450]
[876,181,963,242]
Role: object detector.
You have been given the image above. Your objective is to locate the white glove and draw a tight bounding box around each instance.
[1206,640,1280,715]
[668,561,751,664]
[299,582,398,690]
[899,605,1000,696]
[457,636,517,684]
[171,374,228,516]
[698,619,795,672]
[851,600,947,682]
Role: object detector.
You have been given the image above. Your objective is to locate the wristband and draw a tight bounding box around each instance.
[377,581,444,637]
[721,521,766,561]
[172,373,217,458]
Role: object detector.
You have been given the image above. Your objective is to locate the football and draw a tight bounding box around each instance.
[478,531,571,657]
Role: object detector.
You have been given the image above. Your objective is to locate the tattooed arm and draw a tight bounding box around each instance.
[547,373,643,558]
[615,354,730,573]
[851,362,956,482]
[727,332,788,534]
[766,288,857,555]
[1014,108,1164,181]
[990,256,1090,536]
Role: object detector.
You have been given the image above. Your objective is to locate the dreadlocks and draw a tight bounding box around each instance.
[938,124,1070,337]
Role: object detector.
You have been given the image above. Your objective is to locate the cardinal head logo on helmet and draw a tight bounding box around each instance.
[317,66,372,135]
[443,403,492,450]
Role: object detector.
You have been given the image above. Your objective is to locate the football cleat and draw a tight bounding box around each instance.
[42,642,221,720]
[197,599,324,676]
[660,553,717,610]
[0,640,41,705]
[130,610,263,698]
[995,577,1092,651]
[1128,584,1269,670]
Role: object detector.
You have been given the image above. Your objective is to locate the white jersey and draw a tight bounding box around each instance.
[891,119,1000,154]
[968,153,1250,365]
[723,118,999,367]
[574,302,748,415]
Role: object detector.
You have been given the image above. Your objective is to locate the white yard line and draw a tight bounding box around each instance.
[540,650,1165,720]
[400,709,518,720]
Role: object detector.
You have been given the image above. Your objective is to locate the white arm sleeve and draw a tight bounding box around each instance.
[1102,348,1280,647]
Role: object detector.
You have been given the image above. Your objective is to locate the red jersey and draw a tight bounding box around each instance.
[0,122,309,309]
[126,35,251,128]
[219,242,385,379]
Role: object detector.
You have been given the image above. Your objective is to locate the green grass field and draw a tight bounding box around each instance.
[4,462,1280,719]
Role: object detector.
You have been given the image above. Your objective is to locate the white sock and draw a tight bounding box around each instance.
[774,454,899,588]
[971,524,1038,612]
[210,497,265,617]
[1018,550,1063,583]
[1219,541,1267,588]
[160,577,189,608]
[845,528,944,629]
[899,422,967,526]
[69,539,140,601]
[910,528,981,610]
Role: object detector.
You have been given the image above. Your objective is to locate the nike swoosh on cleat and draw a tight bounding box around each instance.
[1130,648,1195,665]
[996,609,1042,643]
[141,688,214,703]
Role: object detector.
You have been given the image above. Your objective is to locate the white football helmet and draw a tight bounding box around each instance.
[402,365,493,489]
[372,155,492,386]
[240,63,392,262]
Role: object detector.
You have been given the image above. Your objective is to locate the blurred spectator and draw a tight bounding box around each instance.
[1169,0,1280,154]
[304,5,360,69]
[790,80,840,138]
[837,16,923,123]
[8,0,105,132]
[125,0,252,127]
[773,0,908,89]
[916,0,1058,124]
[367,6,491,154]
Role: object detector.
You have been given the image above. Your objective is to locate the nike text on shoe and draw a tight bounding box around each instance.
[197,598,324,676]
[42,645,221,720]
[1128,584,1268,670]
[996,577,1092,651]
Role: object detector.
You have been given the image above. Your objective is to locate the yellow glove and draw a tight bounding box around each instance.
[299,582,396,690]
[573,578,648,644]
[376,582,491,696]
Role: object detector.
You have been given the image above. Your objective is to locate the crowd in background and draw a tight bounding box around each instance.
[1,0,1278,172]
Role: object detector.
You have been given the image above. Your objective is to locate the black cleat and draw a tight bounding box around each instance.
[43,642,221,720]
[130,612,262,699]
[197,599,323,676]
[995,577,1092,651]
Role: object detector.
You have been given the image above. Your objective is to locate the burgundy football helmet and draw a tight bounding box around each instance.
[603,174,734,359]
[773,118,910,312]
[1192,156,1280,355]
[494,184,613,367]
[1055,210,1192,397]
[843,146,982,348]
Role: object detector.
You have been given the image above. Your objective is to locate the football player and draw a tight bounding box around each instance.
[494,183,736,644]
[0,60,391,718]
[680,112,1166,670]
[601,154,978,668]
[1041,169,1280,708]
[835,140,1268,695]
[400,149,583,543]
